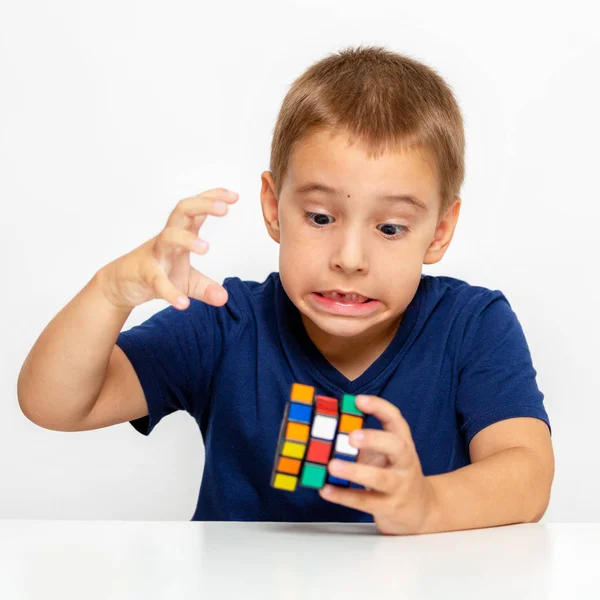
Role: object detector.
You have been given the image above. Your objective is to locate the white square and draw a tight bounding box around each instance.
[311,415,337,441]
[335,433,358,457]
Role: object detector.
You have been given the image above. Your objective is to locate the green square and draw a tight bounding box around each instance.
[342,394,363,416]
[301,463,327,489]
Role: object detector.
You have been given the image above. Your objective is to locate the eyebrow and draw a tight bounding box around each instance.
[294,182,428,212]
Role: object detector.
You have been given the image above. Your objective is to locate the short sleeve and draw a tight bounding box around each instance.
[456,291,551,446]
[115,279,244,436]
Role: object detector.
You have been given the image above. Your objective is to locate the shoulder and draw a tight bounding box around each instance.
[421,273,504,303]
[419,273,509,321]
[192,271,280,337]
[219,271,279,313]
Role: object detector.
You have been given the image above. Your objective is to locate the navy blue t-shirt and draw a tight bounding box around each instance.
[115,271,551,522]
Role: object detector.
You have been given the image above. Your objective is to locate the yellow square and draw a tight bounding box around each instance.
[282,441,306,459]
[273,473,297,491]
[290,383,314,405]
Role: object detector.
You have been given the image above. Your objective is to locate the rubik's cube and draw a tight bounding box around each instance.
[271,382,365,492]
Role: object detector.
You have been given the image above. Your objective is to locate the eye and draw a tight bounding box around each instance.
[303,212,408,240]
[377,224,408,239]
[304,211,333,227]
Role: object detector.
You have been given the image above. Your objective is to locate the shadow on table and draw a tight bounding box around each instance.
[260,522,379,536]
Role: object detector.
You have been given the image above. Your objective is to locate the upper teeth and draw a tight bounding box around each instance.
[324,292,365,301]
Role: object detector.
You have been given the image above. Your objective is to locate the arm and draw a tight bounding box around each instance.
[17,268,146,430]
[320,395,554,535]
[18,188,239,432]
[425,417,555,533]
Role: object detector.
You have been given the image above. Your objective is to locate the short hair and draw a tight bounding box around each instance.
[269,44,465,223]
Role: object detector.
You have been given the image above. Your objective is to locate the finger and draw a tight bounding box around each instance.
[356,447,387,469]
[355,395,413,441]
[319,483,382,514]
[167,189,239,230]
[187,267,229,306]
[328,458,400,493]
[144,262,191,310]
[154,226,210,258]
[350,429,413,469]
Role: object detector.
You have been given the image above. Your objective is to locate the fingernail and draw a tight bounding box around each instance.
[321,485,333,496]
[356,395,369,406]
[351,430,364,444]
[214,201,227,211]
[226,190,238,198]
[194,239,208,251]
[330,459,347,475]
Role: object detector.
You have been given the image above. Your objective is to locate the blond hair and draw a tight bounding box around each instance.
[269,44,465,223]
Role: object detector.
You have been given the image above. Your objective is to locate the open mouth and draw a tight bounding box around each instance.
[316,292,374,304]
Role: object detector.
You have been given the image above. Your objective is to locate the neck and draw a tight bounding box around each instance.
[300,312,404,366]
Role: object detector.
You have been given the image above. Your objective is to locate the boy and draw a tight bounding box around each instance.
[17,45,554,535]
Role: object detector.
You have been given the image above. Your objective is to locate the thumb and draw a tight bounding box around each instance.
[188,268,228,306]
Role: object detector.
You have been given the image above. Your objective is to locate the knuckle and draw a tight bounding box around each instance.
[187,230,199,245]
[385,471,399,491]
[375,471,388,490]
[147,265,161,288]
[157,226,170,242]
[162,226,179,244]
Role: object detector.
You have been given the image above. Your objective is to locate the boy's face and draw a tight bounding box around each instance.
[260,128,460,346]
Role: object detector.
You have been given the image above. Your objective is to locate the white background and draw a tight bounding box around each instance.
[1,0,598,521]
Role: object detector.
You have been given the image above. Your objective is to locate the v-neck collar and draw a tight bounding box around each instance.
[274,273,426,395]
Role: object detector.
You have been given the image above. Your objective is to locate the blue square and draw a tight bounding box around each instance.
[327,474,350,486]
[333,453,355,463]
[289,402,312,424]
[326,454,355,487]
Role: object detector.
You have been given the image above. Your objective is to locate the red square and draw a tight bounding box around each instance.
[306,439,332,464]
[315,395,338,417]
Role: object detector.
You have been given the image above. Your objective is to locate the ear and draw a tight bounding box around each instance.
[423,198,461,265]
[260,171,281,243]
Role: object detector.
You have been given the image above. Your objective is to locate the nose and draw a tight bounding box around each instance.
[330,227,369,274]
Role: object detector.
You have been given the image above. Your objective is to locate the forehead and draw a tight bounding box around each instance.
[284,131,439,213]
[286,129,437,194]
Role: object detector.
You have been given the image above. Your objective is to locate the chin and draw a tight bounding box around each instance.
[302,310,380,338]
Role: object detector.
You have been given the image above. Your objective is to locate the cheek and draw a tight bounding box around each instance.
[279,240,318,275]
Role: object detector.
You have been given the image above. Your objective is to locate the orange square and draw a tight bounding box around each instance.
[278,456,301,475]
[286,421,310,443]
[290,383,314,404]
[339,414,363,434]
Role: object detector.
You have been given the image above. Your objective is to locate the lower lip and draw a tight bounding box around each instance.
[310,293,381,316]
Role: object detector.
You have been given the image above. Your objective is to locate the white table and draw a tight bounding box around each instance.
[0,520,598,599]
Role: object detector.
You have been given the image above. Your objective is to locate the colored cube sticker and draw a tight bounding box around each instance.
[288,402,312,424]
[335,433,358,457]
[311,414,337,441]
[341,394,363,416]
[273,473,298,491]
[301,463,327,488]
[277,456,302,475]
[282,440,306,459]
[291,383,315,404]
[286,422,310,443]
[339,413,363,434]
[306,439,332,464]
[271,382,365,492]
[326,454,355,487]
